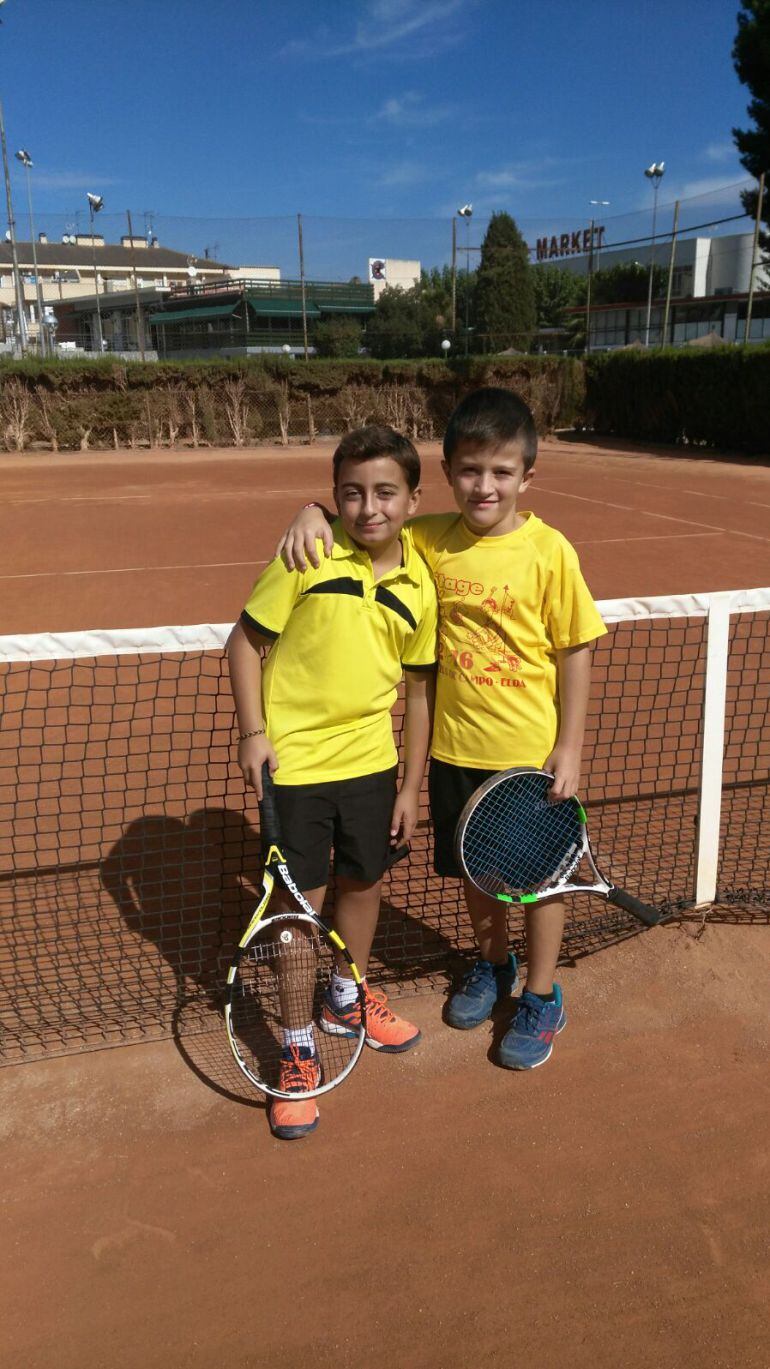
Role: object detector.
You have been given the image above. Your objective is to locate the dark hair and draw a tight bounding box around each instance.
[443,387,538,472]
[333,424,421,491]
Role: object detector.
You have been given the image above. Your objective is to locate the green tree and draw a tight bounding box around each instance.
[473,212,536,352]
[732,0,770,243]
[313,316,362,358]
[591,261,666,305]
[364,285,425,358]
[531,265,582,328]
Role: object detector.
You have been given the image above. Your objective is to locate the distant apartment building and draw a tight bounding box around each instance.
[0,234,279,351]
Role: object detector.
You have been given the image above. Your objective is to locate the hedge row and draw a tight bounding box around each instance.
[2,349,766,455]
[584,344,770,455]
[0,355,584,452]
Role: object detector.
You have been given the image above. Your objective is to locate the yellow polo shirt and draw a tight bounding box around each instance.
[241,523,438,785]
[409,512,607,769]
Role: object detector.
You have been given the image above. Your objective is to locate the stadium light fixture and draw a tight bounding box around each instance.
[86,190,104,352]
[643,163,665,346]
[15,148,48,355]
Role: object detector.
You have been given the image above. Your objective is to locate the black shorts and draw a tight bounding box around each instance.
[428,758,499,878]
[271,767,398,891]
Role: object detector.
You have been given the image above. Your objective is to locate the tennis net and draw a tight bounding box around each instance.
[1,588,768,1065]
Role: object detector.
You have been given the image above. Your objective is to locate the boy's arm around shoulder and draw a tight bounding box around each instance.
[275,502,335,570]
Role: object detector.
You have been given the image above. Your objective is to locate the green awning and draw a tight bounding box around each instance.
[148,305,238,325]
[247,297,321,318]
[317,303,375,315]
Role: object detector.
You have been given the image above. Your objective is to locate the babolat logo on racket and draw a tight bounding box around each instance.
[277,861,317,916]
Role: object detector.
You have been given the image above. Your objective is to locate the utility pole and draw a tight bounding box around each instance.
[744,170,766,345]
[0,98,27,353]
[126,209,146,360]
[450,217,457,335]
[297,212,309,360]
[662,199,680,347]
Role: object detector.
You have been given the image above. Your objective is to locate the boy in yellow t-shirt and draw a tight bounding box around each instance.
[276,388,606,1071]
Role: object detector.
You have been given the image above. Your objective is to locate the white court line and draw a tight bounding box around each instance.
[535,486,770,541]
[0,559,268,582]
[573,531,722,546]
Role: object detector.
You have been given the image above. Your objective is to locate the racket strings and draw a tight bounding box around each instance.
[461,774,583,896]
[229,921,362,1094]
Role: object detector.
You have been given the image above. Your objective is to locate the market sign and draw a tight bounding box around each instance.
[535,225,606,261]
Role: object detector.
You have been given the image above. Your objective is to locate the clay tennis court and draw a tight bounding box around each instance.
[2,436,769,1369]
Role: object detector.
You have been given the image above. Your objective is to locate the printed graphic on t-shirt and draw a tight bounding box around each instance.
[437,572,527,691]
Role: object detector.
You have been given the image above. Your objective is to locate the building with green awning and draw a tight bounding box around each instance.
[149,278,375,357]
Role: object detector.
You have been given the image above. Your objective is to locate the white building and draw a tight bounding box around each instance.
[535,230,770,348]
[368,257,421,300]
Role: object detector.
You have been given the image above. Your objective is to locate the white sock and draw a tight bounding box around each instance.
[330,972,360,1009]
[282,1024,316,1053]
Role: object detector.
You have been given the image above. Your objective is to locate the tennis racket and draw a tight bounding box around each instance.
[224,764,368,1099]
[455,767,661,927]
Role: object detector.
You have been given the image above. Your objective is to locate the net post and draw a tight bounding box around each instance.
[694,591,732,908]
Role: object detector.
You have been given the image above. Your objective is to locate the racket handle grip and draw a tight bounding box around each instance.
[258,762,282,851]
[608,886,661,927]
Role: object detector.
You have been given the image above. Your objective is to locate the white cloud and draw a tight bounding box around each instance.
[373,92,452,128]
[703,141,736,164]
[282,0,465,59]
[378,159,431,188]
[475,158,564,192]
[652,175,751,208]
[19,169,123,191]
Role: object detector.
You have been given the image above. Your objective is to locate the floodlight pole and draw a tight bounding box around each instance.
[17,154,47,356]
[0,99,27,353]
[89,197,104,353]
[744,171,766,345]
[644,167,664,347]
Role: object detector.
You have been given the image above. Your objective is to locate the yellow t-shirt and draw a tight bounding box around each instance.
[409,512,607,769]
[241,523,438,785]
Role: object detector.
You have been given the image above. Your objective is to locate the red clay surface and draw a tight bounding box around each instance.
[1,435,770,635]
[2,922,769,1369]
[2,436,770,1368]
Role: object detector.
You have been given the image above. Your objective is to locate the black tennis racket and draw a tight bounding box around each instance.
[224,765,367,1099]
[455,767,661,927]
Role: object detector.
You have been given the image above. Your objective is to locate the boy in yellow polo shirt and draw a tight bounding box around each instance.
[275,388,607,1072]
[228,425,437,1139]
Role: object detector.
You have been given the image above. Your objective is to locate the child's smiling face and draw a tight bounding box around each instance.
[334,454,419,554]
[442,438,535,536]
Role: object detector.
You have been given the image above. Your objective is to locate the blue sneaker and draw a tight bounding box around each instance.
[498,985,566,1070]
[445,953,519,1030]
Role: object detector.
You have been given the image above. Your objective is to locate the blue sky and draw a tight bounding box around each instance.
[0,0,755,276]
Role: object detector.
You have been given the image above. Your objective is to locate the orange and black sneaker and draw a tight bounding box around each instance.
[268,1045,321,1141]
[320,985,421,1053]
